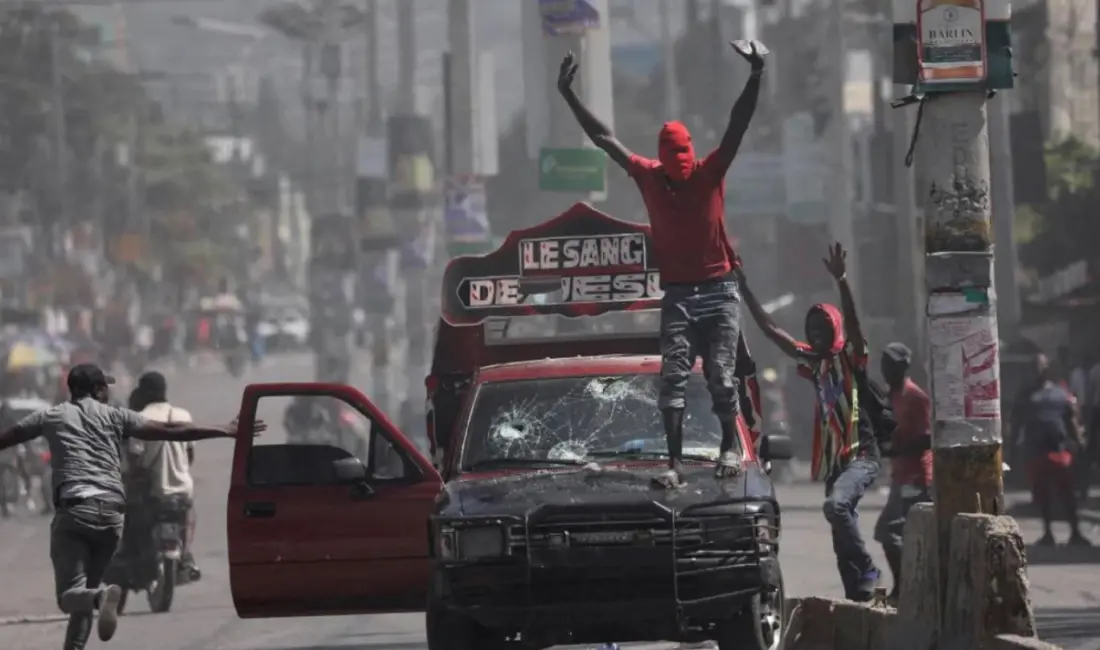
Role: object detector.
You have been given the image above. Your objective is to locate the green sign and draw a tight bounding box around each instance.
[538,147,606,193]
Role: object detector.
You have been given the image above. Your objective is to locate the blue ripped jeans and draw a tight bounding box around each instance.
[658,278,741,421]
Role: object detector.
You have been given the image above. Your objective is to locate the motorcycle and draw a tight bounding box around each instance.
[107,494,198,614]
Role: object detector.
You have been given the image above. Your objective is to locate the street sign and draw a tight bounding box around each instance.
[726,152,785,216]
[916,0,987,86]
[538,147,607,193]
[539,0,601,36]
[443,175,492,258]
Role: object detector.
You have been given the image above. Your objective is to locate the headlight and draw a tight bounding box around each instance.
[754,515,777,551]
[437,524,506,561]
[700,516,748,545]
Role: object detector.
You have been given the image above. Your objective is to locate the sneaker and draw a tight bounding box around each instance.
[851,568,881,602]
[715,450,741,478]
[1035,532,1056,547]
[97,584,123,641]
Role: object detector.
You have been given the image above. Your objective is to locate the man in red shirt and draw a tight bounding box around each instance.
[872,342,932,603]
[557,42,765,487]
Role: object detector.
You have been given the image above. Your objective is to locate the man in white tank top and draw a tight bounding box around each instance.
[126,372,200,577]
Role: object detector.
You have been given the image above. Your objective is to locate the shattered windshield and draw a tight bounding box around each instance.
[460,374,733,469]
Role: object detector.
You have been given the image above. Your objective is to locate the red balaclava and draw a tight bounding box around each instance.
[658,121,696,181]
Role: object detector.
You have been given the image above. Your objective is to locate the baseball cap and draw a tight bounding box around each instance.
[66,363,115,395]
[883,342,913,365]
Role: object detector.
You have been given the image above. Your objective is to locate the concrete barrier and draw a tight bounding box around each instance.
[782,504,1050,649]
[781,598,1062,650]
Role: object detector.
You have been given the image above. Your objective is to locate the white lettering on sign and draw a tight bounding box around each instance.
[463,271,663,308]
[520,233,646,272]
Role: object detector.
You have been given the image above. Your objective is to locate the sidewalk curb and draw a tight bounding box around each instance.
[0,614,67,627]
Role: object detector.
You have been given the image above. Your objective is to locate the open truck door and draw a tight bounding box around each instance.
[227,382,442,618]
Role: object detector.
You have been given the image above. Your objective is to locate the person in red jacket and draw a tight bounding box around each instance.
[557,41,765,488]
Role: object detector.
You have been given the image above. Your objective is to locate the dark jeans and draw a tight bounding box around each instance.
[873,483,931,554]
[50,499,124,650]
[658,279,741,420]
[823,457,880,598]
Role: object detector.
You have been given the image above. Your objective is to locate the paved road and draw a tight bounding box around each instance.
[0,355,1097,649]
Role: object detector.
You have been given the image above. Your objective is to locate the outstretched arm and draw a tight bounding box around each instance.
[557,51,633,170]
[131,420,236,442]
[736,267,802,360]
[0,410,46,452]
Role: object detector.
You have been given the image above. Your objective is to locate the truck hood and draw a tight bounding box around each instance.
[437,462,777,518]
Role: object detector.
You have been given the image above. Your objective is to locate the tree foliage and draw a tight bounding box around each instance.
[0,5,244,287]
[1018,136,1100,274]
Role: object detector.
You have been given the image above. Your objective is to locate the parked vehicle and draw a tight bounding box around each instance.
[220,207,793,650]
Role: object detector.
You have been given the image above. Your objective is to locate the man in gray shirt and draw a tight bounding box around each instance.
[0,363,264,650]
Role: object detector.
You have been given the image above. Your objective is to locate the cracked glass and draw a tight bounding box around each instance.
[460,374,736,468]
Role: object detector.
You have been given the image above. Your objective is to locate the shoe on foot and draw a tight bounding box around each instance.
[715,450,741,478]
[652,468,685,489]
[1035,532,1056,546]
[851,568,881,602]
[97,584,123,641]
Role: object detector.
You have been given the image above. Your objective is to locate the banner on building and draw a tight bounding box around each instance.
[539,0,600,36]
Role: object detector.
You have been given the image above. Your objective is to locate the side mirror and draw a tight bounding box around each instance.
[333,457,368,484]
[760,434,793,462]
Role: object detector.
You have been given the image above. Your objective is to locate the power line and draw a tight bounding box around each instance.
[0,0,223,6]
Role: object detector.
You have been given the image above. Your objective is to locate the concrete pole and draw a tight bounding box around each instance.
[362,0,393,410]
[916,90,1004,594]
[987,92,1021,340]
[659,0,680,119]
[826,0,856,274]
[50,23,69,260]
[396,0,417,114]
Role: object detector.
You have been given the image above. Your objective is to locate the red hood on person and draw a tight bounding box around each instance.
[807,302,846,356]
[658,120,696,181]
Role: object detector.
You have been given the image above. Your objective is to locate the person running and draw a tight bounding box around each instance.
[1012,353,1091,546]
[736,243,883,601]
[557,41,765,487]
[0,363,263,650]
[872,343,932,603]
[126,371,202,579]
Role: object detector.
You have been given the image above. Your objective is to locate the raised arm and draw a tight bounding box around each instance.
[557,51,633,170]
[707,41,766,174]
[823,242,865,352]
[735,265,802,360]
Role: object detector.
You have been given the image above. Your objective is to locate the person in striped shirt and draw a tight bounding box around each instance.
[736,242,883,602]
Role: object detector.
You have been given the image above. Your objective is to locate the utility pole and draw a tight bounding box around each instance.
[359,0,396,415]
[987,92,1021,339]
[914,50,1003,596]
[889,2,924,369]
[659,0,679,118]
[826,0,856,275]
[50,22,68,261]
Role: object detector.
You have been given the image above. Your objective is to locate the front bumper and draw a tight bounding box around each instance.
[433,502,780,631]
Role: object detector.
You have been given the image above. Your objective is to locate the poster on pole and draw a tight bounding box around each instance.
[928,311,1000,422]
[916,0,987,86]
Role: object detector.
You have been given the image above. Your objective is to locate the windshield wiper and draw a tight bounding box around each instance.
[464,458,589,471]
[586,449,718,463]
